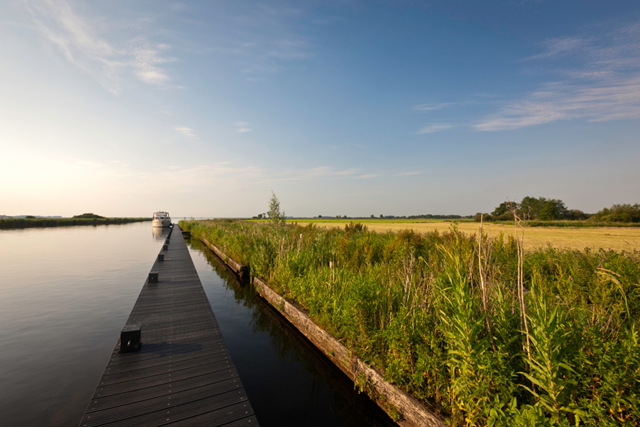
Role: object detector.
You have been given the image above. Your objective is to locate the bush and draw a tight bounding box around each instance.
[590,204,640,223]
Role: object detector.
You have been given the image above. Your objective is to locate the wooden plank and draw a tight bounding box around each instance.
[79,225,258,427]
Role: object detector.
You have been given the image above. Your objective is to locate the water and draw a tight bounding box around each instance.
[0,222,393,426]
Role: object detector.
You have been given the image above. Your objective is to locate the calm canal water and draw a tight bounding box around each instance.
[0,221,393,427]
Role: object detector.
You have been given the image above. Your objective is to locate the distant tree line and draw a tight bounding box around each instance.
[475,197,640,223]
[407,214,473,219]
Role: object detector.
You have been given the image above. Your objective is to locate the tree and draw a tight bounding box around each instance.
[519,196,546,219]
[492,201,517,218]
[591,204,640,223]
[567,209,588,220]
[538,199,569,220]
[380,214,383,218]
[371,214,374,218]
[268,191,285,226]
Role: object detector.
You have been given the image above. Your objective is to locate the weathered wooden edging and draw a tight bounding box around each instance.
[201,237,250,284]
[198,237,445,427]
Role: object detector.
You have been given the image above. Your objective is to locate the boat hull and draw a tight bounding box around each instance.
[152,218,172,227]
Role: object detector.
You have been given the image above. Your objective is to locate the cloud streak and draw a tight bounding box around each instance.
[235,121,252,133]
[418,123,455,134]
[24,0,174,93]
[413,101,470,111]
[175,127,197,138]
[476,22,640,131]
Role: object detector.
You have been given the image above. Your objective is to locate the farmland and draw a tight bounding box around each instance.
[285,219,640,251]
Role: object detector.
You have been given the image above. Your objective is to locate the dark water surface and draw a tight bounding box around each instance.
[0,222,393,426]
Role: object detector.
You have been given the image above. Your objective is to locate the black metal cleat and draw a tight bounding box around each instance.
[149,271,158,283]
[120,324,142,353]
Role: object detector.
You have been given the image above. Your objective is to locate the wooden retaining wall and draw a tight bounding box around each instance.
[198,237,445,427]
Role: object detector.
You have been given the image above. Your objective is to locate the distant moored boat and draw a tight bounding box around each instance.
[152,211,171,227]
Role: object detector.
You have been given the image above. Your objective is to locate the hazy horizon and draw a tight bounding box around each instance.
[2,0,639,218]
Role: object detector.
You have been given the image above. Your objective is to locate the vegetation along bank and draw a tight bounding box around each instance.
[0,213,150,229]
[180,216,639,426]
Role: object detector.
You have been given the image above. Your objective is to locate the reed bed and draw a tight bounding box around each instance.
[181,219,640,426]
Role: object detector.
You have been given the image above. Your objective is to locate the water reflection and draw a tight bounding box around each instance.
[151,226,170,241]
[0,222,166,427]
[187,238,395,427]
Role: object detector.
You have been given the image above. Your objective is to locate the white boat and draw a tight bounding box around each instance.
[152,211,171,228]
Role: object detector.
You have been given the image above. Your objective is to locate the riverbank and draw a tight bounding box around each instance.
[0,217,150,229]
[180,218,640,426]
[197,235,444,426]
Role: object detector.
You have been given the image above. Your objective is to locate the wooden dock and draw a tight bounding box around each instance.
[79,225,258,427]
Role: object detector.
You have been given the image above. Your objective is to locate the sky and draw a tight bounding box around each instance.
[1,0,639,218]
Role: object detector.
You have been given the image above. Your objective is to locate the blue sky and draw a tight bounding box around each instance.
[1,0,639,217]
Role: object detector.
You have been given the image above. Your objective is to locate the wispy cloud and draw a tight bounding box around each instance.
[23,0,174,93]
[476,21,640,131]
[312,16,345,25]
[207,6,313,76]
[263,167,357,182]
[235,121,252,133]
[394,171,422,177]
[523,37,584,61]
[418,123,455,134]
[128,37,174,85]
[175,127,197,138]
[413,102,468,111]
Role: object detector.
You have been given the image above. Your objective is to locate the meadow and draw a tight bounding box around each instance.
[286,219,640,252]
[181,218,640,426]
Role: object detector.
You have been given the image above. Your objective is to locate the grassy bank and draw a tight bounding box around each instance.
[0,217,151,229]
[181,218,639,426]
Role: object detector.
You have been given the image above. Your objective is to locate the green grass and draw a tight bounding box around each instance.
[181,219,640,426]
[0,217,151,229]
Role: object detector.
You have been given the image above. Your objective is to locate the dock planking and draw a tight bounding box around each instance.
[79,225,258,427]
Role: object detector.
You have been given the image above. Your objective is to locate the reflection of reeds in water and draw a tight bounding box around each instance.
[182,219,640,426]
[187,238,396,427]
